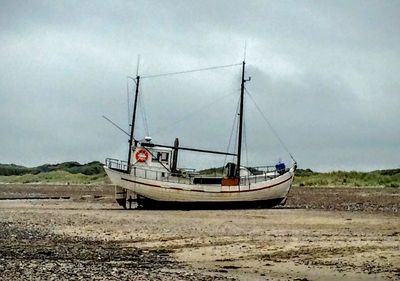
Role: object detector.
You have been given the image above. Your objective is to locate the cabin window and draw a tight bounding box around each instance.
[152,152,169,163]
[161,152,169,162]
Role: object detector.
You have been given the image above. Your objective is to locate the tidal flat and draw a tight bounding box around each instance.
[0,185,399,280]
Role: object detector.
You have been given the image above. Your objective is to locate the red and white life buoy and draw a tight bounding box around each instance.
[135,149,149,162]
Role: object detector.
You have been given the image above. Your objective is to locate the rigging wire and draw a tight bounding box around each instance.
[232,115,239,163]
[151,92,235,137]
[102,115,130,137]
[223,96,240,166]
[126,76,138,134]
[244,87,296,162]
[243,107,249,167]
[127,78,131,127]
[125,62,244,165]
[141,63,242,79]
[127,62,241,139]
[241,85,249,167]
[138,83,150,137]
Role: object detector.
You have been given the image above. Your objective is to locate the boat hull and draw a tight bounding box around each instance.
[104,166,295,208]
[135,196,285,209]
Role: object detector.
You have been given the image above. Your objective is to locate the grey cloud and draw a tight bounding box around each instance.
[0,0,399,171]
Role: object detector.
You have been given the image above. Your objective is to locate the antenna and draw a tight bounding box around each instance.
[243,41,247,61]
[136,55,141,76]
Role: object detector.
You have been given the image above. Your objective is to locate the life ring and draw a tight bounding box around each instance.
[135,149,149,162]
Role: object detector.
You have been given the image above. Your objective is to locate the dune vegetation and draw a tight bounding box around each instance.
[294,168,400,188]
[0,170,109,185]
[0,162,399,187]
[0,162,109,184]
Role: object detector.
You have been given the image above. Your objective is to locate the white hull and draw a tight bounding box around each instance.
[105,166,295,204]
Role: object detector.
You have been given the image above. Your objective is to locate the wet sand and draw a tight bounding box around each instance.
[0,185,399,280]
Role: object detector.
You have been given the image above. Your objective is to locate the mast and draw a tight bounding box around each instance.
[236,61,250,178]
[127,75,140,173]
[171,138,179,173]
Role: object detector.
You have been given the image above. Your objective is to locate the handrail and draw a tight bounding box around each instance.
[106,158,287,186]
[128,166,283,186]
[105,158,128,171]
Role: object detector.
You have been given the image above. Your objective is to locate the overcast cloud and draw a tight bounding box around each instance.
[0,0,399,171]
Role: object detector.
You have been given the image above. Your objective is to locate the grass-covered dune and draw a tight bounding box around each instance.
[0,162,109,184]
[0,162,399,187]
[199,167,400,188]
[0,170,109,184]
[295,168,400,188]
[0,161,104,176]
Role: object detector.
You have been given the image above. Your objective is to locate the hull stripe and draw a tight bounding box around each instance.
[121,175,292,194]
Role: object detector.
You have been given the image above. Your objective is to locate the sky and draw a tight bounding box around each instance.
[0,0,399,171]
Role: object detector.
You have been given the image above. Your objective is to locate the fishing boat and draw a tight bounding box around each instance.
[104,61,297,209]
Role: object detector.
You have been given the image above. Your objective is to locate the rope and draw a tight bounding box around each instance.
[141,63,241,79]
[245,87,296,162]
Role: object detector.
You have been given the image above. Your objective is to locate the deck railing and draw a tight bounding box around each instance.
[105,158,286,186]
[105,158,128,171]
[131,166,194,184]
[239,172,279,186]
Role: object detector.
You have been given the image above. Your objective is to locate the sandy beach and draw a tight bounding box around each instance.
[0,185,399,280]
